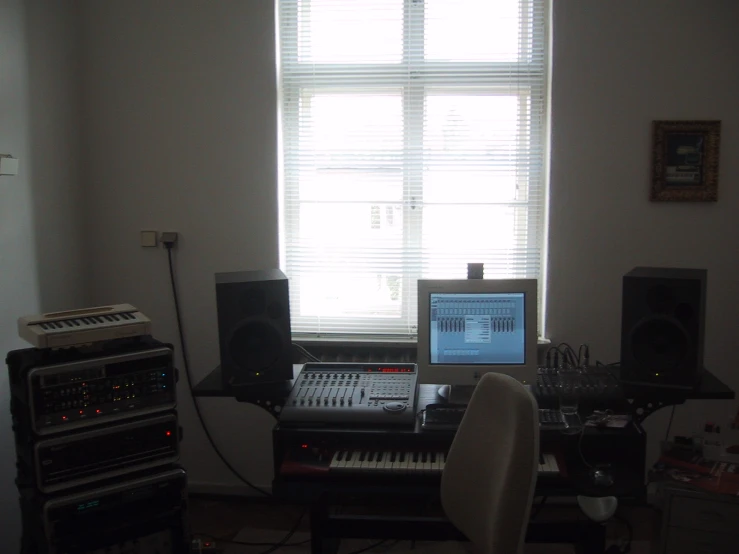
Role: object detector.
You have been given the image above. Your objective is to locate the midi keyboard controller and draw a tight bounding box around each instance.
[280,362,418,427]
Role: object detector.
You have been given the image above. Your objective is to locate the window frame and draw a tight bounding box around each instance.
[278,0,550,339]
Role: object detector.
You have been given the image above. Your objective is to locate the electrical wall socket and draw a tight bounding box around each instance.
[161,232,179,247]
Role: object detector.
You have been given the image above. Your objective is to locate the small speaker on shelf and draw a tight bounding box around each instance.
[620,267,706,390]
[216,269,293,388]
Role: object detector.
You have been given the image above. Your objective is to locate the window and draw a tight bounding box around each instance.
[278,0,549,338]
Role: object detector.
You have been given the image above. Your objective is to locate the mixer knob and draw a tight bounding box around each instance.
[332,398,336,405]
[300,399,305,405]
[348,398,353,406]
[308,399,313,406]
[324,398,328,405]
[292,400,297,405]
[339,399,344,406]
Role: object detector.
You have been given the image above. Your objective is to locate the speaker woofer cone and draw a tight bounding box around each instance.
[228,321,283,378]
[630,317,691,369]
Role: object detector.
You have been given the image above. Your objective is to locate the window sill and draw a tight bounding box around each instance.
[293,335,551,364]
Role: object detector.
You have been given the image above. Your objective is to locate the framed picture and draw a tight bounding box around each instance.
[651,120,721,202]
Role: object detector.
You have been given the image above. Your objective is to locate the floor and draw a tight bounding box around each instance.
[189,496,659,554]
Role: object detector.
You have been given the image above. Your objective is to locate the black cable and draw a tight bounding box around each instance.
[576,416,593,469]
[557,343,579,369]
[257,508,307,554]
[596,360,621,383]
[293,342,320,362]
[530,495,547,519]
[193,532,310,548]
[165,245,271,497]
[614,514,633,553]
[346,540,388,554]
[664,405,677,442]
[578,344,589,368]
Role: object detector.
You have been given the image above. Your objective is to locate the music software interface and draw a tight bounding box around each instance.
[429,292,526,365]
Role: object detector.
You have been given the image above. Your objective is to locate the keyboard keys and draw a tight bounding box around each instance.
[326,449,559,477]
[538,453,559,475]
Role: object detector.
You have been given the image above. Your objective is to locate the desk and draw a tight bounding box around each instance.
[193,366,734,553]
[273,384,646,554]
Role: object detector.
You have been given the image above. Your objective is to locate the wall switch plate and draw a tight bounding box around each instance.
[0,156,19,176]
[140,230,158,247]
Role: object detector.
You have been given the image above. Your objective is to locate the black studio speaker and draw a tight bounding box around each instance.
[620,267,706,389]
[216,269,293,387]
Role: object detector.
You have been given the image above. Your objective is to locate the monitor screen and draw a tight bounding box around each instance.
[429,292,526,365]
[417,279,538,386]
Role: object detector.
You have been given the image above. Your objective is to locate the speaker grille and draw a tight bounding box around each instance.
[646,284,675,314]
[239,289,266,317]
[229,322,283,377]
[216,269,293,387]
[630,317,691,369]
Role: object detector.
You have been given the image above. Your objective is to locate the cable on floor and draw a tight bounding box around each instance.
[165,244,271,497]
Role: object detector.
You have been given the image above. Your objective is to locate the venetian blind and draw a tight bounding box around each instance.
[278,0,549,337]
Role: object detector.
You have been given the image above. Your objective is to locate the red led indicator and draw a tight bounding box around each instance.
[96,409,101,414]
[301,444,308,449]
[166,431,172,437]
[79,410,83,414]
[62,416,68,421]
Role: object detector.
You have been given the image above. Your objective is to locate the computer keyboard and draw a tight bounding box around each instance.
[538,409,568,431]
[423,404,572,432]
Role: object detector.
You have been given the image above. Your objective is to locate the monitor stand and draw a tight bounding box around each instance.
[437,384,476,405]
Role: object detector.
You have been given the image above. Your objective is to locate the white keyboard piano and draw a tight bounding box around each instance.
[18,304,151,348]
[328,449,560,477]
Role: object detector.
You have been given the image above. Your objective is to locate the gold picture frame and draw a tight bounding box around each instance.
[651,120,721,202]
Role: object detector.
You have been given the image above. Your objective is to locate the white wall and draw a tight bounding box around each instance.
[0,0,83,544]
[548,1,739,461]
[79,0,739,493]
[81,0,280,493]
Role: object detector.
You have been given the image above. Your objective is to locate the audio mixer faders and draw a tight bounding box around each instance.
[280,363,418,427]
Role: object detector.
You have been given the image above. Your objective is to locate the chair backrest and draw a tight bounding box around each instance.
[440,372,539,554]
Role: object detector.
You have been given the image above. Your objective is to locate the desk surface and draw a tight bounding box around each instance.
[193,364,301,400]
[193,364,734,401]
[614,367,734,400]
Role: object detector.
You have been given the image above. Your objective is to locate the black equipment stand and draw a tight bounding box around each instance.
[194,365,733,418]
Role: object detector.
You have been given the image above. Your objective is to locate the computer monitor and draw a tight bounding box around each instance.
[417,279,538,396]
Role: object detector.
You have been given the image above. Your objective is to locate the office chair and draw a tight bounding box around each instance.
[441,373,539,554]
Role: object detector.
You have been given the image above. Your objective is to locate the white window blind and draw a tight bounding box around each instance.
[278,0,549,338]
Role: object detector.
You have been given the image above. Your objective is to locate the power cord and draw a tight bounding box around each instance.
[257,508,307,554]
[164,241,271,497]
[193,532,310,548]
[596,360,621,383]
[606,513,633,554]
[191,510,307,553]
[530,496,548,519]
[664,405,676,442]
[346,540,389,554]
[576,416,593,469]
[293,342,320,362]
